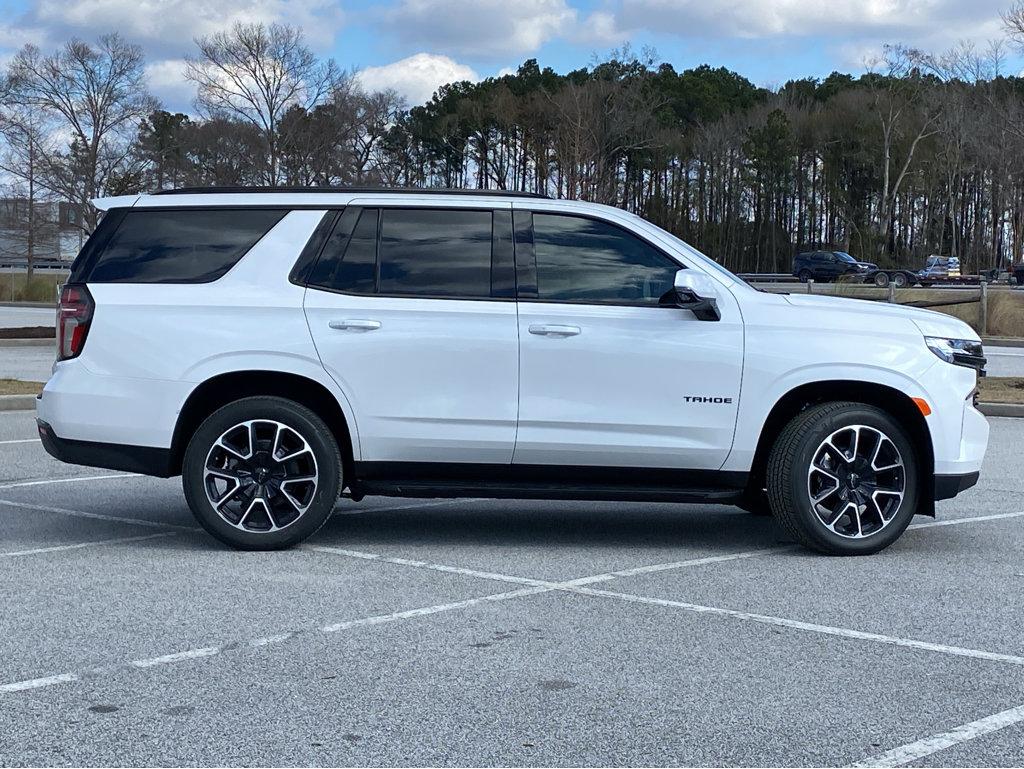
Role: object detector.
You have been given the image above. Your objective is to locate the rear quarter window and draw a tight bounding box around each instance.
[84,208,286,284]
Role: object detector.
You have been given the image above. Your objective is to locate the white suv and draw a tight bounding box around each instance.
[37,188,989,554]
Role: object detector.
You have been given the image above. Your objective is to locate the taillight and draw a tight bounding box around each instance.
[57,284,94,361]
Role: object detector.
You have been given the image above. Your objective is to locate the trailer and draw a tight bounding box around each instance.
[866,256,1005,287]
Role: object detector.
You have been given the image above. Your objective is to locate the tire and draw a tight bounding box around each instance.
[873,271,890,288]
[798,269,812,283]
[182,396,342,550]
[766,402,918,555]
[892,272,909,288]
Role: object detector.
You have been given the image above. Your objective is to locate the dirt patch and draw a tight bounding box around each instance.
[0,379,43,396]
[0,326,55,339]
[977,376,1024,404]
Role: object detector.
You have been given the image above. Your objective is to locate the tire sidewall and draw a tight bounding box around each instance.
[783,406,918,555]
[182,397,341,550]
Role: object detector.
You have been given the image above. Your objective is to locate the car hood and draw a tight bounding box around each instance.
[782,292,980,341]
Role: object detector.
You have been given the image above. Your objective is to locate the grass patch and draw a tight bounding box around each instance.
[0,272,65,302]
[0,378,43,396]
[977,376,1024,404]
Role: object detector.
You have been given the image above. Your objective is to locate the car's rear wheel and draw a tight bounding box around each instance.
[182,396,342,550]
[873,271,890,287]
[892,271,909,287]
[766,402,918,555]
[798,269,812,283]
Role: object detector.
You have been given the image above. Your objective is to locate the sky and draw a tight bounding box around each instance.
[0,0,1019,112]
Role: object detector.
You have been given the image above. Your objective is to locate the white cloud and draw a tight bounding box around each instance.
[144,58,194,111]
[383,0,575,57]
[617,0,1006,47]
[573,11,625,46]
[15,0,345,56]
[356,53,479,104]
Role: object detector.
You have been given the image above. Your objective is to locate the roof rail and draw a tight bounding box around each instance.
[152,186,550,199]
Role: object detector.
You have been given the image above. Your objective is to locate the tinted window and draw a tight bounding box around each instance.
[378,209,492,298]
[531,214,678,304]
[88,209,285,283]
[309,208,378,294]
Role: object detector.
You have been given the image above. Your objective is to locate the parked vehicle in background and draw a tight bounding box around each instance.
[917,256,961,286]
[792,250,877,283]
[913,256,1004,287]
[38,187,988,556]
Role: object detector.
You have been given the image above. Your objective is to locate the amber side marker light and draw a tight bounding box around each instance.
[912,397,932,416]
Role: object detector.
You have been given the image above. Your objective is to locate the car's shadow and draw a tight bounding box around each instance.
[312,500,790,552]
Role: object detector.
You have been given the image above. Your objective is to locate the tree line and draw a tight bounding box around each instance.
[5,14,1024,276]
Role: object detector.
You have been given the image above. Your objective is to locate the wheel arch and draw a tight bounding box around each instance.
[746,380,936,516]
[170,370,356,483]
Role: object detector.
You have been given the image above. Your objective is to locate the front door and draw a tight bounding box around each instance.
[512,210,744,470]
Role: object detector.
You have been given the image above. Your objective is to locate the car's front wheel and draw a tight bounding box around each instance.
[766,402,918,555]
[182,396,342,550]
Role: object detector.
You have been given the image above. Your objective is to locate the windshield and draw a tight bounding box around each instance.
[835,252,857,263]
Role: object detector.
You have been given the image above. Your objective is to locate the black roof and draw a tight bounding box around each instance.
[152,186,549,199]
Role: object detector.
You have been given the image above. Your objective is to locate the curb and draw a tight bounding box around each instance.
[0,394,38,412]
[978,402,1024,418]
[0,338,52,347]
[982,337,1024,348]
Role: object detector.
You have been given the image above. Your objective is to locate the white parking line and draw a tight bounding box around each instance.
[312,541,1024,668]
[307,544,791,589]
[851,702,1024,767]
[320,585,551,632]
[1,495,1022,698]
[0,583,551,694]
[0,473,139,490]
[0,532,177,558]
[0,438,39,445]
[0,497,475,534]
[909,510,1024,529]
[567,585,1024,667]
[0,499,197,531]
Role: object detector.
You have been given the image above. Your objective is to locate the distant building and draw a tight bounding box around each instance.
[0,197,85,264]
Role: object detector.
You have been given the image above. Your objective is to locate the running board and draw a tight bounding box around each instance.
[349,462,748,504]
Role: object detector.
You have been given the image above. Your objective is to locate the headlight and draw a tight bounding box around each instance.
[925,337,986,374]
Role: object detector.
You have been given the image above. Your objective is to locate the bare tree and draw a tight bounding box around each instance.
[0,105,58,277]
[185,22,340,184]
[5,34,156,232]
[863,46,943,252]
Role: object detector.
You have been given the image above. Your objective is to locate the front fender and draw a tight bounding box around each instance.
[722,360,939,473]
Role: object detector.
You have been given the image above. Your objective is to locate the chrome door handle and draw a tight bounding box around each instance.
[528,324,581,337]
[328,319,381,331]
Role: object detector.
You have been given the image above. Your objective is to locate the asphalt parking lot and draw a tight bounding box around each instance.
[1,409,1023,767]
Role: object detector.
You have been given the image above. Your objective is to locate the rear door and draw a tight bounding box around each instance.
[512,208,744,470]
[303,203,519,464]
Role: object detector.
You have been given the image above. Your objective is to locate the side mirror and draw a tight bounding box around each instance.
[660,268,721,321]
